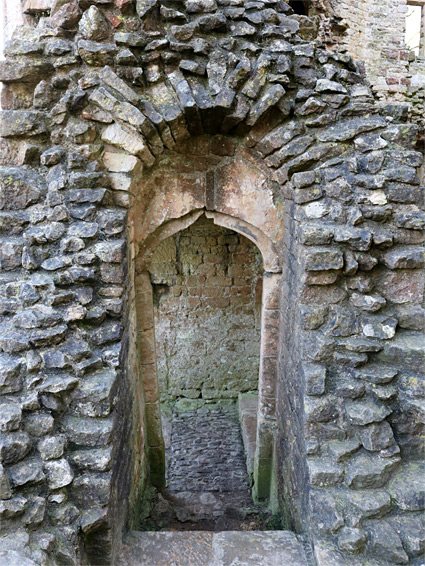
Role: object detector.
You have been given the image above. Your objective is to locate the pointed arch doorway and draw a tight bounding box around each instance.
[135,208,282,503]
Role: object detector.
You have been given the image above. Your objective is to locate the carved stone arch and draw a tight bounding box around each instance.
[137,209,281,273]
[133,202,282,500]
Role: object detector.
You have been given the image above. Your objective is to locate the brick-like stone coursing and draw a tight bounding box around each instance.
[149,217,262,402]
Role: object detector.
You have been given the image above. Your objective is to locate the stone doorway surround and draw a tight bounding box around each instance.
[131,140,284,501]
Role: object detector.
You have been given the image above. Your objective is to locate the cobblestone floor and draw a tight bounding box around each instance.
[166,403,251,493]
[153,402,271,530]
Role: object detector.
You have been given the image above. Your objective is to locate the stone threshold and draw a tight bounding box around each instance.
[117,530,309,566]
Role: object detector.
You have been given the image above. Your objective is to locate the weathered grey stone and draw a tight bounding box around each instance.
[37,435,66,460]
[350,293,386,312]
[186,0,217,13]
[303,364,326,396]
[367,520,409,564]
[305,249,344,271]
[0,432,31,465]
[390,516,425,558]
[71,472,110,505]
[0,51,50,78]
[345,400,391,425]
[309,489,344,535]
[334,227,372,251]
[79,6,110,41]
[78,40,117,66]
[0,496,28,519]
[304,397,338,423]
[0,355,23,394]
[0,401,22,432]
[0,463,12,500]
[8,458,45,488]
[60,416,114,446]
[359,421,395,451]
[394,211,425,230]
[388,463,425,511]
[70,369,116,417]
[0,168,46,211]
[308,458,344,486]
[0,111,47,137]
[315,79,347,94]
[14,305,62,329]
[49,501,80,526]
[80,506,108,534]
[23,496,46,527]
[354,366,397,384]
[327,439,361,462]
[300,224,334,245]
[91,321,122,345]
[40,374,79,395]
[44,458,74,489]
[51,2,82,29]
[362,316,397,340]
[24,413,54,437]
[382,248,425,270]
[69,447,112,471]
[338,527,366,553]
[379,333,425,372]
[346,453,399,488]
[318,116,386,142]
[343,490,392,524]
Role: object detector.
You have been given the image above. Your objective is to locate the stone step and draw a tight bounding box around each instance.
[117,530,309,566]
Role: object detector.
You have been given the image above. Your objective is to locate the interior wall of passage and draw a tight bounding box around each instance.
[148,216,263,403]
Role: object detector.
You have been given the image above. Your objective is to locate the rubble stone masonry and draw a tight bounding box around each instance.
[0,0,423,565]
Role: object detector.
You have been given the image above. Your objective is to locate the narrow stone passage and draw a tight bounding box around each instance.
[149,401,271,531]
[167,403,250,493]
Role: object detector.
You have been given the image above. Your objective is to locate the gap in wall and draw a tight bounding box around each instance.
[140,216,276,531]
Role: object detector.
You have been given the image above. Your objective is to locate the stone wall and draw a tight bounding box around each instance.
[149,217,263,402]
[0,1,423,565]
[311,0,425,132]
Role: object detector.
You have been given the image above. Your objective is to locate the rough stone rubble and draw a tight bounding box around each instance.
[0,0,423,565]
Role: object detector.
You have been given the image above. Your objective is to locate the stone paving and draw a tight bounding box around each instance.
[166,402,251,494]
[118,530,309,566]
[157,401,262,530]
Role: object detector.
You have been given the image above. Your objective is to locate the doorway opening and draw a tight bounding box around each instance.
[136,214,281,530]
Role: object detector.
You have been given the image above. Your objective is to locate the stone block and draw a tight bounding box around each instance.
[0,401,22,432]
[60,416,114,447]
[71,472,110,506]
[345,400,391,425]
[345,453,400,489]
[69,447,112,472]
[70,369,117,417]
[44,458,74,489]
[305,249,344,271]
[388,463,425,511]
[101,123,154,165]
[0,433,31,465]
[367,520,409,564]
[102,151,142,173]
[308,458,344,487]
[8,458,45,488]
[382,248,425,270]
[303,364,326,396]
